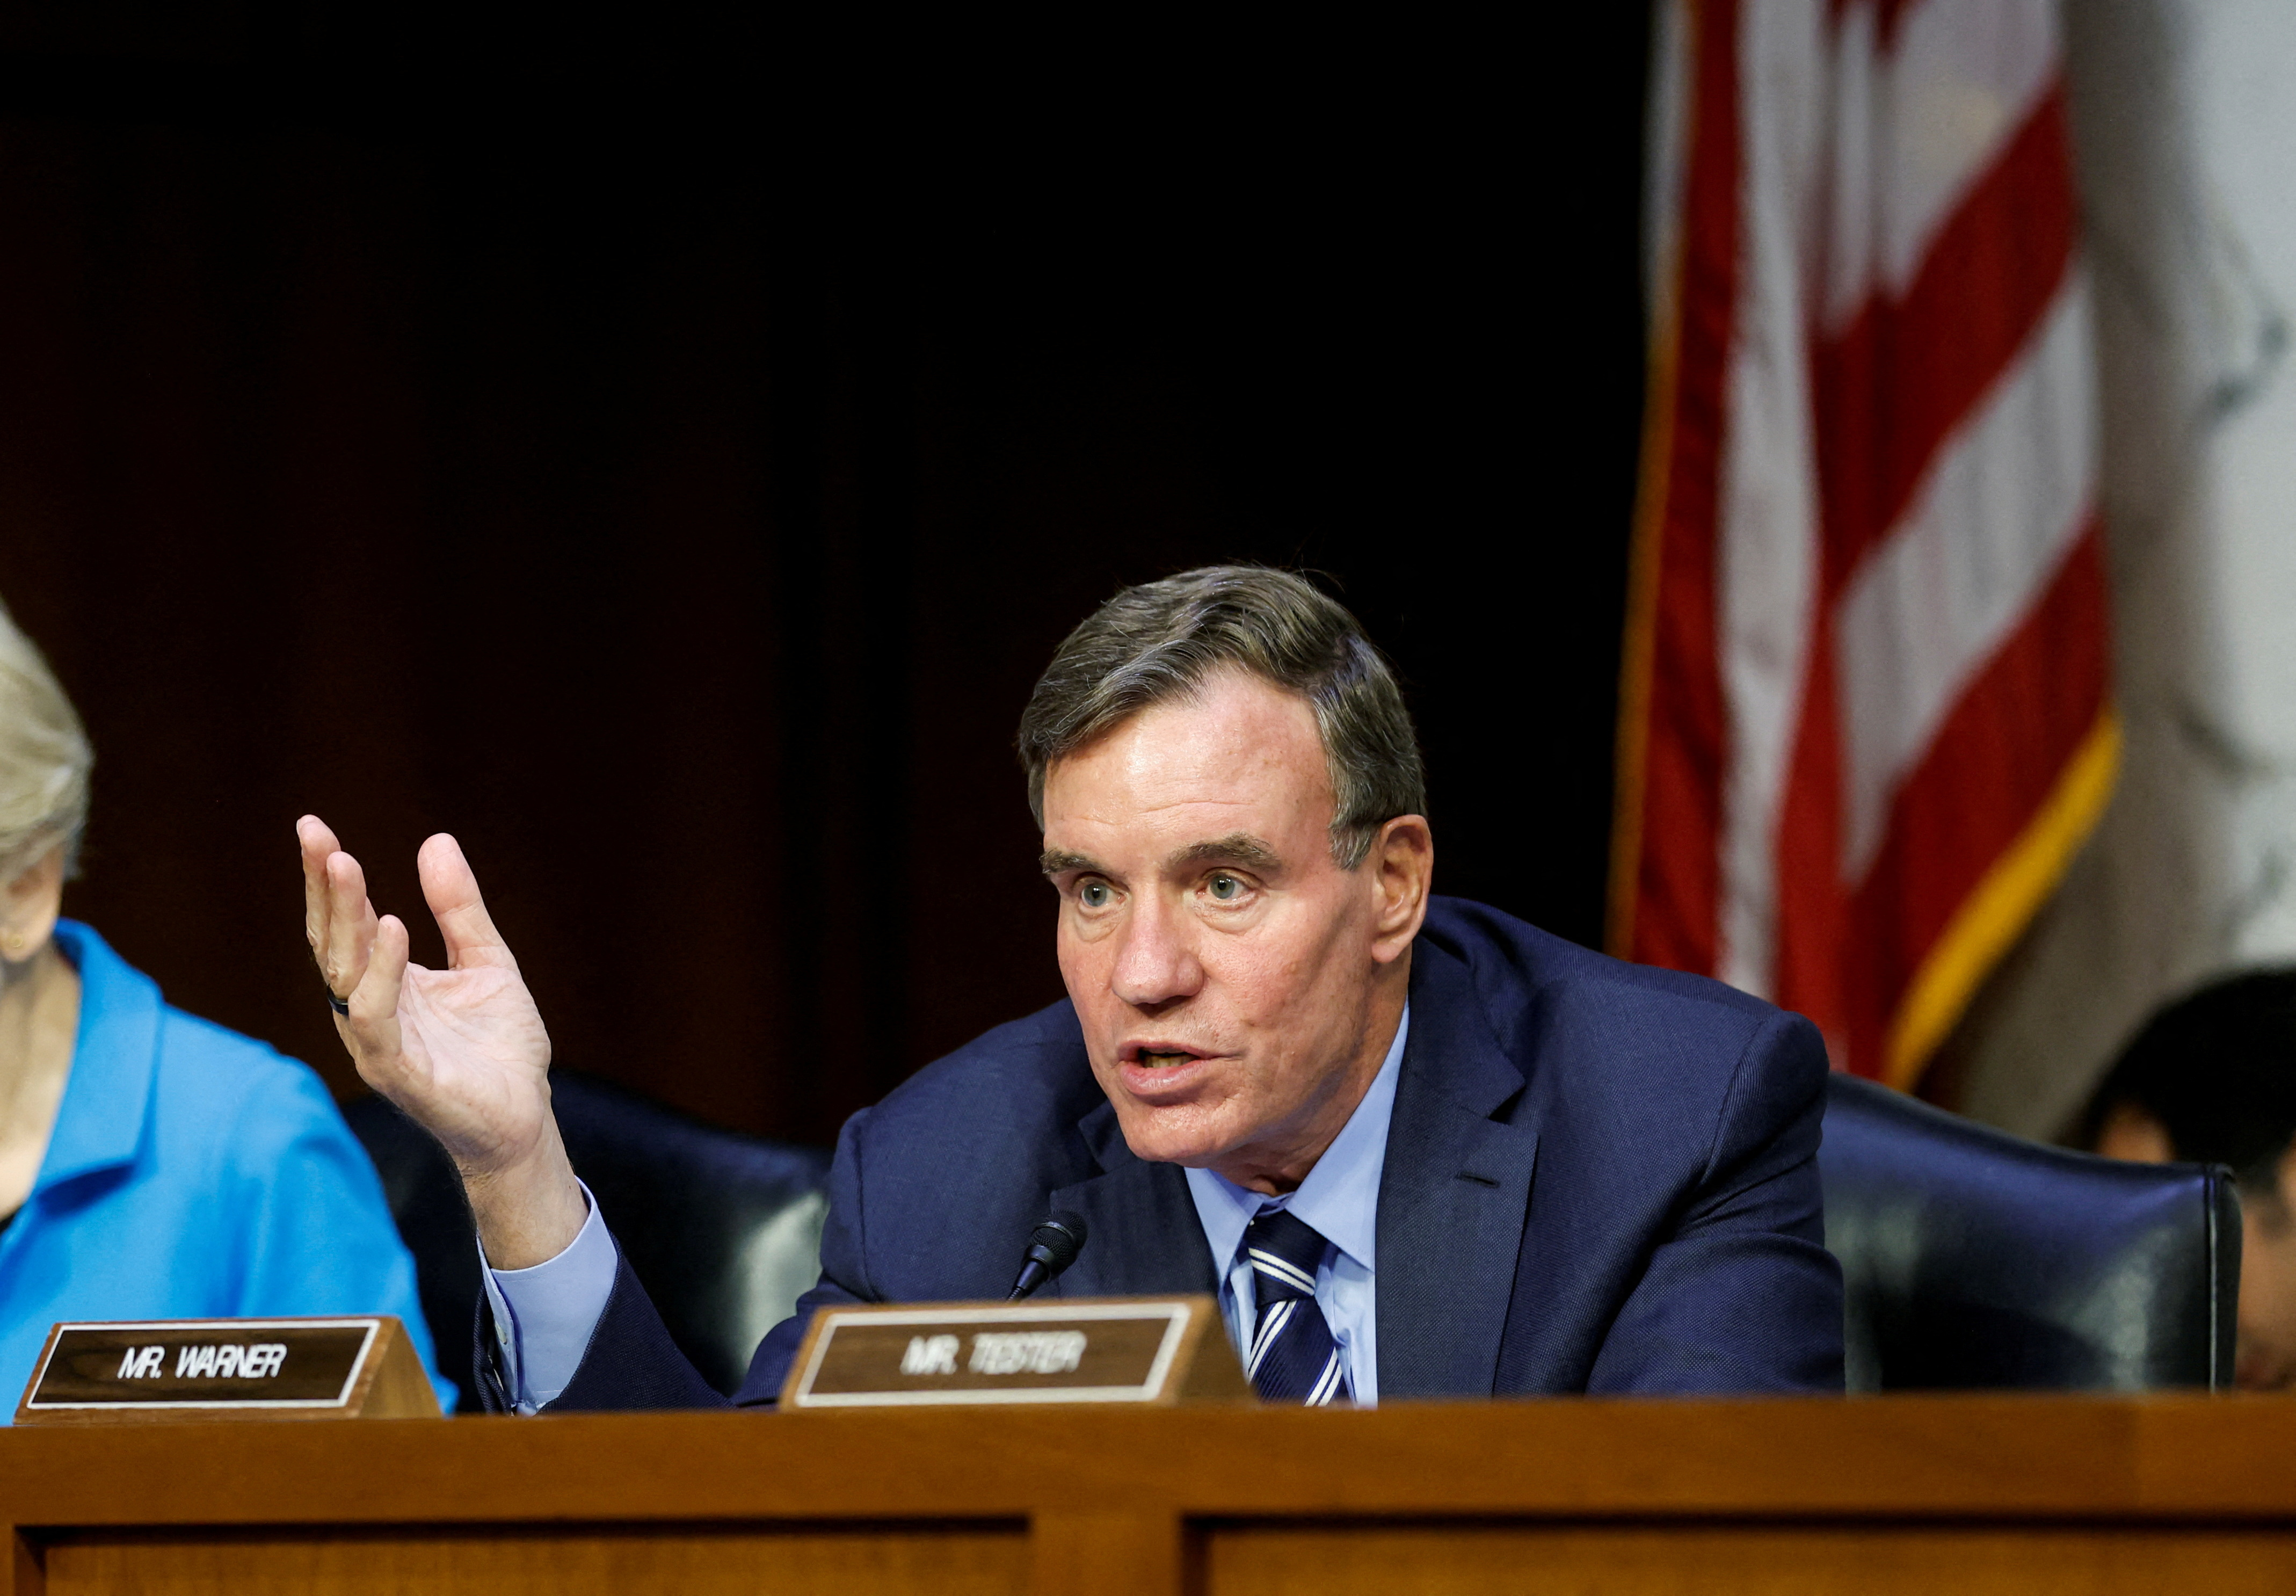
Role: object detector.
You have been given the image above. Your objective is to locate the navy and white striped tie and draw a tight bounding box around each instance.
[1243,1208,1350,1405]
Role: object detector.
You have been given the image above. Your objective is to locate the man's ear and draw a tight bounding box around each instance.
[1367,815,1433,964]
[2094,1098,2174,1165]
[0,843,66,966]
[2266,1143,2296,1240]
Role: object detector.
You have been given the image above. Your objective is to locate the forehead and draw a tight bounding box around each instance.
[1041,673,1332,850]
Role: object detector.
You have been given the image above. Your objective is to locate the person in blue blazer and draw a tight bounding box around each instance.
[301,567,1844,1410]
[0,606,450,1416]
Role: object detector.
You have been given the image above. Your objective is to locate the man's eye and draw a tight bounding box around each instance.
[1208,874,1242,902]
[1080,881,1111,908]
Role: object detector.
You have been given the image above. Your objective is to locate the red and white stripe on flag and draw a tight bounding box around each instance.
[1610,0,2119,1086]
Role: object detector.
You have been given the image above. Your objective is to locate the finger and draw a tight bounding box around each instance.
[322,850,382,1000]
[345,912,411,1091]
[296,815,343,959]
[417,833,517,971]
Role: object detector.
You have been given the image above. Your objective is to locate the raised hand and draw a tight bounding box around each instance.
[297,816,586,1267]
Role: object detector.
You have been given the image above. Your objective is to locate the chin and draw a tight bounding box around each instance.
[1112,1104,1232,1170]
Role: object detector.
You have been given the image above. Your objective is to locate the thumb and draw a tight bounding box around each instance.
[416,833,516,972]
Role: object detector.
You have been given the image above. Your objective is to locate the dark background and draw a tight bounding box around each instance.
[0,10,1651,1146]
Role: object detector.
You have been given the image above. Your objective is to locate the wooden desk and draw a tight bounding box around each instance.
[4,1395,2294,1594]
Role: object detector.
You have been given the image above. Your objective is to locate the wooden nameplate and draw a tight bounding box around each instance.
[780,1295,1254,1410]
[16,1315,441,1424]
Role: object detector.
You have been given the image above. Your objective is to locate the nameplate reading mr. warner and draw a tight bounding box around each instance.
[780,1295,1253,1409]
[17,1316,440,1424]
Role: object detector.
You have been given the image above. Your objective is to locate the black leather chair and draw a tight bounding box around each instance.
[346,1073,832,1411]
[1820,1072,2240,1391]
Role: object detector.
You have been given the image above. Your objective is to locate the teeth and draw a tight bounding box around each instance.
[1139,1051,1193,1067]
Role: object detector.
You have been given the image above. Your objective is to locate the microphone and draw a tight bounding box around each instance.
[1007,1211,1089,1300]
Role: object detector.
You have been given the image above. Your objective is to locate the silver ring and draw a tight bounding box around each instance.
[326,989,351,1017]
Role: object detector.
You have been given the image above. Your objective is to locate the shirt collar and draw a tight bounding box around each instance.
[1186,1003,1409,1278]
[35,920,164,1193]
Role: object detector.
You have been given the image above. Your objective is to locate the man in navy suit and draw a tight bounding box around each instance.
[298,567,1844,1409]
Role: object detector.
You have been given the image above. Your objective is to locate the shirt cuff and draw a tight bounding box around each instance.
[478,1180,616,1414]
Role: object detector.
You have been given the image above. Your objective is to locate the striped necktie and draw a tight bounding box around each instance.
[1243,1207,1350,1405]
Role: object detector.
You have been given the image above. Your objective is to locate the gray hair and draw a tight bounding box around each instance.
[0,603,91,880]
[1016,566,1426,869]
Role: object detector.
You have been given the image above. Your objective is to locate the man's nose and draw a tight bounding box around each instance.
[1109,896,1204,1010]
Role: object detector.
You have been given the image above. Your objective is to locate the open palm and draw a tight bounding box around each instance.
[299,817,585,1266]
[384,947,554,1173]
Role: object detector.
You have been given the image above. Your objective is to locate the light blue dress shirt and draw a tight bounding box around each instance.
[0,920,452,1417]
[490,1007,1410,1411]
[481,1179,616,1412]
[1183,1006,1404,1406]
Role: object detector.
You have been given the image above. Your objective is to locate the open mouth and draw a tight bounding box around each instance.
[1124,1043,1210,1070]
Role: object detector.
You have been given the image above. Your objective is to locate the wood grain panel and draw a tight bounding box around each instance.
[10,1399,2296,1596]
[1029,1510,1185,1596]
[41,1525,1026,1596]
[0,1396,2212,1528]
[1204,1524,2296,1596]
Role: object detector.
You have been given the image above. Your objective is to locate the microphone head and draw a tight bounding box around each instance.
[1029,1211,1089,1273]
[1008,1210,1092,1299]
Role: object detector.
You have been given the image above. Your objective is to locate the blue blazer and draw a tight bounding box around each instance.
[0,922,452,1415]
[530,898,1844,1410]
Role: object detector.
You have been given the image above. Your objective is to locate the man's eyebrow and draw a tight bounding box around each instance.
[1040,848,1101,878]
[1168,833,1282,872]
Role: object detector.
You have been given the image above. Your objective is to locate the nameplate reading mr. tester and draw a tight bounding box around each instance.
[17,1316,440,1424]
[780,1295,1253,1409]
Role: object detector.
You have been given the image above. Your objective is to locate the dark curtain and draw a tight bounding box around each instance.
[0,12,1650,1145]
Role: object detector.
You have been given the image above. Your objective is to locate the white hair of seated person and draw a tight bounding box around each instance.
[0,600,86,1219]
[0,600,91,922]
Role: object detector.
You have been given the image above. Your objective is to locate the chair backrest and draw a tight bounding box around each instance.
[346,1073,831,1409]
[1820,1072,2239,1391]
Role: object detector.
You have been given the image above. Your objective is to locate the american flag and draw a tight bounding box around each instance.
[1611,0,2118,1085]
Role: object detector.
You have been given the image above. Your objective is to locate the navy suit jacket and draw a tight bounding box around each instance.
[514,898,1844,1411]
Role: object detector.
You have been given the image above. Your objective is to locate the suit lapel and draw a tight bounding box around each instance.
[1377,940,1538,1398]
[1048,1100,1219,1298]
